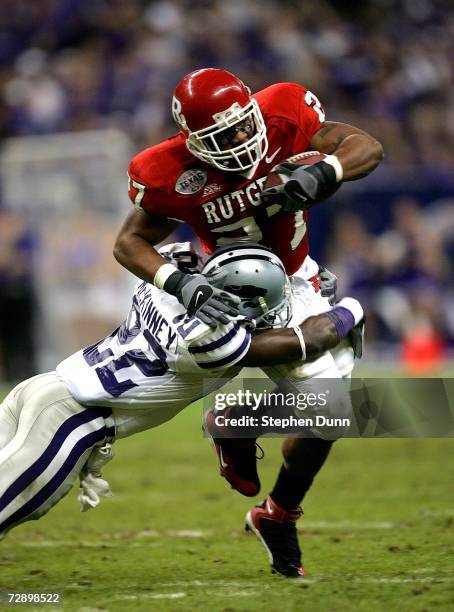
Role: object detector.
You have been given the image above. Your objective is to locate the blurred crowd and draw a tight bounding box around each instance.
[325,196,454,369]
[0,209,39,380]
[1,0,453,167]
[0,0,453,378]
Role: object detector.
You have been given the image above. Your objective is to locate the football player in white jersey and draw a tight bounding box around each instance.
[0,243,363,566]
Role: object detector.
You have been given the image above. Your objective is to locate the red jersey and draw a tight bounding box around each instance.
[127,83,325,275]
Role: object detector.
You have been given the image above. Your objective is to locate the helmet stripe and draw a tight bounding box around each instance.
[216,254,271,266]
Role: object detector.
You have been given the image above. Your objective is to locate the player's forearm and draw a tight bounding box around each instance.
[300,315,339,359]
[113,232,169,283]
[114,209,179,283]
[241,329,302,366]
[242,315,337,367]
[242,298,364,367]
[311,121,384,181]
[332,133,384,180]
[301,298,364,358]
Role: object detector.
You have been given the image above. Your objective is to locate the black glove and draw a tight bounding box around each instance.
[261,161,339,212]
[164,271,241,327]
[349,319,365,359]
[318,266,337,306]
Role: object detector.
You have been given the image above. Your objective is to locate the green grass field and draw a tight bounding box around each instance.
[1,397,454,611]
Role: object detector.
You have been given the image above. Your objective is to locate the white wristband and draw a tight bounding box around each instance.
[292,326,306,361]
[323,154,344,182]
[337,297,364,325]
[153,263,178,289]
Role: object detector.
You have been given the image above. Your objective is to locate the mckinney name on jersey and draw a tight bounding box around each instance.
[57,280,251,414]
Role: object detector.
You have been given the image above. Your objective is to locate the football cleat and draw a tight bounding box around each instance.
[203,409,262,497]
[245,495,304,578]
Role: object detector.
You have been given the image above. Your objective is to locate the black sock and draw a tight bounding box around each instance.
[270,438,334,511]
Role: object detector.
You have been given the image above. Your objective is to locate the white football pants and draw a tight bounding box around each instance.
[0,372,115,538]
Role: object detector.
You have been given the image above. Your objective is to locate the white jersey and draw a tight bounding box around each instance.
[57,280,251,414]
[57,241,354,438]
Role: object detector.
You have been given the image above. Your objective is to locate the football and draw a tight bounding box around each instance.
[263,150,340,203]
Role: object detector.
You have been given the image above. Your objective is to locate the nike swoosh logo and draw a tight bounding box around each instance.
[194,290,205,308]
[265,147,282,164]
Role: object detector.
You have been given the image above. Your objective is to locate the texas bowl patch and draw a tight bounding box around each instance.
[175,169,208,195]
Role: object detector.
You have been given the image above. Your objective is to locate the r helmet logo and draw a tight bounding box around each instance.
[172,96,187,130]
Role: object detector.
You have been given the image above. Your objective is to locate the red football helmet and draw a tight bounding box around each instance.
[172,68,268,172]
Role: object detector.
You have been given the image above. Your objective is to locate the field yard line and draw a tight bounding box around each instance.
[135,529,214,537]
[148,576,454,587]
[217,591,257,597]
[155,580,263,588]
[419,509,454,517]
[362,577,453,584]
[20,540,115,547]
[110,590,255,601]
[303,520,395,529]
[11,520,399,547]
[111,593,186,601]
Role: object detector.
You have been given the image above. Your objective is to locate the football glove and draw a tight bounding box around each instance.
[78,443,114,512]
[164,271,241,327]
[261,161,339,212]
[318,266,338,306]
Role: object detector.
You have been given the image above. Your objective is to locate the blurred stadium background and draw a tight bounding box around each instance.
[1,3,454,608]
[0,0,453,381]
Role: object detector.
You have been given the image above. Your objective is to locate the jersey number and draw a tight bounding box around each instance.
[304,91,325,123]
[83,330,168,397]
[212,209,306,251]
[212,216,263,244]
[128,174,147,210]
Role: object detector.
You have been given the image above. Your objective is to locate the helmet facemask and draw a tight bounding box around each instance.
[184,99,268,172]
[232,280,292,329]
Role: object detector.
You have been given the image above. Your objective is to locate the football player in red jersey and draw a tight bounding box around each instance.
[113,68,382,577]
[116,67,383,302]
